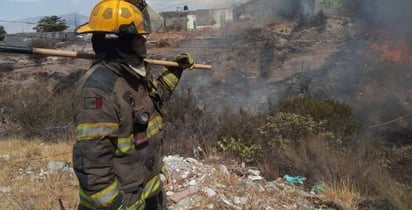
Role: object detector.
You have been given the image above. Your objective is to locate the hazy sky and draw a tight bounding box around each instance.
[0,0,249,20]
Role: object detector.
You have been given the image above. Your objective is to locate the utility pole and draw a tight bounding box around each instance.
[74,13,77,28]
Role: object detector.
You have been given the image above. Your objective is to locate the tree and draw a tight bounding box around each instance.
[33,15,68,32]
[0,25,6,41]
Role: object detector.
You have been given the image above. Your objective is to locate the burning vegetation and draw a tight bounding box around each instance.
[371,40,412,64]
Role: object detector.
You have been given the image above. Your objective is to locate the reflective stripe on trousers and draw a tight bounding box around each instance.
[128,174,162,209]
[79,180,120,208]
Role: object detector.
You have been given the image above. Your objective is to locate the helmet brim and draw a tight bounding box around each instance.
[75,22,92,34]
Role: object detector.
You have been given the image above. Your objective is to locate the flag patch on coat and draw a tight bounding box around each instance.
[84,97,102,109]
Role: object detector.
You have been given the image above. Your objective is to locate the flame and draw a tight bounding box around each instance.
[371,40,412,64]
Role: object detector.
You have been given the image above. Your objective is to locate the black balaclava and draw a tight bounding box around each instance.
[92,33,149,77]
[92,34,147,65]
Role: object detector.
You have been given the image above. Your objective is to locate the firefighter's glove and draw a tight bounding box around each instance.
[172,53,195,70]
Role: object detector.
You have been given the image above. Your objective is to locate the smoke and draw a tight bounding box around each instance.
[357,0,412,40]
[177,0,412,120]
[299,1,315,17]
[200,0,251,9]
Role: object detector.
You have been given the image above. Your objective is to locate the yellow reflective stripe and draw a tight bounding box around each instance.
[129,199,145,210]
[147,116,163,138]
[114,116,163,154]
[79,189,95,209]
[129,173,164,209]
[76,122,119,141]
[90,180,120,208]
[161,165,169,180]
[115,134,134,154]
[160,69,179,90]
[141,175,162,199]
[151,80,159,92]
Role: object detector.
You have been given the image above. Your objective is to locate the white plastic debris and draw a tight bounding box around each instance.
[0,186,11,193]
[0,154,11,161]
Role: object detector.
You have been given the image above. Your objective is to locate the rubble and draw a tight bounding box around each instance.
[163,155,323,209]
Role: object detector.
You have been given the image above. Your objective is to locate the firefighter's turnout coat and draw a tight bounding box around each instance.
[72,61,182,209]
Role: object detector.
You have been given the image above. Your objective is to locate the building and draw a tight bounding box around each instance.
[188,8,234,30]
[160,11,188,31]
[160,8,234,31]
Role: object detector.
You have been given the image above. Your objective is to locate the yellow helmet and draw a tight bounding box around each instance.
[75,0,148,35]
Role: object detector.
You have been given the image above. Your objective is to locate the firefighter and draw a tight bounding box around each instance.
[71,0,194,209]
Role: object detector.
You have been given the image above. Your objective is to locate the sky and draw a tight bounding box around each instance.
[0,0,249,21]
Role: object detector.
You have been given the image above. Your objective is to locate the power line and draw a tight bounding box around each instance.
[0,19,76,29]
[156,0,193,11]
[0,19,38,25]
[368,112,412,128]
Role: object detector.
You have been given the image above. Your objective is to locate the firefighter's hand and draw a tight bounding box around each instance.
[172,53,195,70]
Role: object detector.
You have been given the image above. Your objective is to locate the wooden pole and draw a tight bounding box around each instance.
[0,45,212,70]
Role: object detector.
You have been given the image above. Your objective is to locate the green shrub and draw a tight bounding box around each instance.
[217,137,261,163]
[259,112,335,146]
[256,111,335,178]
[277,96,359,142]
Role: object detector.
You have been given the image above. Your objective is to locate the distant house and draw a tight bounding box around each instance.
[160,8,234,31]
[189,8,234,30]
[160,11,188,31]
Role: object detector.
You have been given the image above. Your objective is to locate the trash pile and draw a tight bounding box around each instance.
[163,155,337,210]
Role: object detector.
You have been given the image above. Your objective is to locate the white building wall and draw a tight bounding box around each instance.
[211,9,234,28]
[185,8,234,31]
[187,14,197,31]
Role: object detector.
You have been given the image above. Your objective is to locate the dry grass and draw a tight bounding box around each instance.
[0,138,78,210]
[323,180,361,210]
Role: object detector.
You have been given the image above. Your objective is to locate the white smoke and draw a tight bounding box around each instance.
[200,0,251,8]
[299,1,314,16]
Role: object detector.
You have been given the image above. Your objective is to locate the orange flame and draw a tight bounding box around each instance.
[371,40,412,64]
